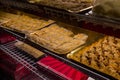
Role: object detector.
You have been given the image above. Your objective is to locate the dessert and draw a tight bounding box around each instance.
[0,11,55,33]
[28,23,88,54]
[67,36,120,79]
[28,0,93,12]
[15,41,45,58]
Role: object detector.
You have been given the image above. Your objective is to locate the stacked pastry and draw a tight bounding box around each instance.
[28,0,93,11]
[15,41,45,58]
[0,11,55,33]
[28,24,88,54]
[67,36,120,79]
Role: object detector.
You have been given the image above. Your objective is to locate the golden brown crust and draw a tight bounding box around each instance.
[0,11,55,33]
[15,41,44,58]
[28,24,88,54]
[67,36,120,79]
[28,0,93,11]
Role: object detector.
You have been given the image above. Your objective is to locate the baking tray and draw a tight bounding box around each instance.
[68,6,93,13]
[67,36,120,79]
[10,0,92,14]
[27,0,93,13]
[1,27,116,80]
[27,22,104,55]
[0,10,55,34]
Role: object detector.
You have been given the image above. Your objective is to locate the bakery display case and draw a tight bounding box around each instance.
[0,0,120,80]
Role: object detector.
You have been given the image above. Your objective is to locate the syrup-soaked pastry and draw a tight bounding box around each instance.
[15,41,44,58]
[28,0,93,11]
[0,11,55,33]
[28,23,88,54]
[67,36,120,79]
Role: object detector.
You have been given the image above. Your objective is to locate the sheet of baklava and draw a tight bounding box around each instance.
[0,10,55,33]
[67,36,120,79]
[15,41,45,59]
[28,0,93,13]
[27,22,103,54]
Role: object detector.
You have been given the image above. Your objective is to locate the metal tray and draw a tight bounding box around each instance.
[27,0,93,13]
[68,6,93,13]
[27,22,104,55]
[67,37,119,80]
[0,10,56,34]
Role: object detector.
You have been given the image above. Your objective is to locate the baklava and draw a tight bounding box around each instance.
[0,11,55,33]
[28,0,93,11]
[67,36,120,79]
[28,23,88,54]
[15,41,45,58]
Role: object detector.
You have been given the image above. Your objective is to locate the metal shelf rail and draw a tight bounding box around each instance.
[0,40,67,80]
[44,7,120,29]
[0,40,49,80]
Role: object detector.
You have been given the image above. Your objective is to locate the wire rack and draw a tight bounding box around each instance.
[0,40,50,80]
[0,40,67,80]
